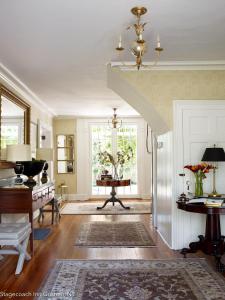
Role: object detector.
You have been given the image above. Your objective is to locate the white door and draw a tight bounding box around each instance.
[173,100,225,249]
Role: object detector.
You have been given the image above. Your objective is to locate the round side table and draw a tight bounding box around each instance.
[96,179,131,210]
[177,201,225,256]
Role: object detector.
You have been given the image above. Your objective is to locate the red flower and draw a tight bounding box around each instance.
[184,163,213,174]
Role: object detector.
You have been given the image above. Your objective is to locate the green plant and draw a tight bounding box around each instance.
[97,147,133,179]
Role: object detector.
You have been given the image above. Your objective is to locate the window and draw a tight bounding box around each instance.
[91,124,137,195]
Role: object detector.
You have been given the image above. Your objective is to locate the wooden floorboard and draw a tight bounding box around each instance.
[0,207,215,299]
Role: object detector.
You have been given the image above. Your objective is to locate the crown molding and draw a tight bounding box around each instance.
[110,60,225,71]
[54,114,141,119]
[0,63,55,116]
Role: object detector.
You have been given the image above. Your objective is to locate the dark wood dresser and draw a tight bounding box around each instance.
[0,182,55,254]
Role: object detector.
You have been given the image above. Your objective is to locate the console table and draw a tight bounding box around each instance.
[96,179,130,210]
[0,182,55,254]
[177,201,225,256]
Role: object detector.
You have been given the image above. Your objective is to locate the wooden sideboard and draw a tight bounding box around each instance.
[0,182,55,254]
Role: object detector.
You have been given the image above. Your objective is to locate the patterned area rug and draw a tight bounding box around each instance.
[37,259,225,300]
[75,222,155,247]
[61,201,151,215]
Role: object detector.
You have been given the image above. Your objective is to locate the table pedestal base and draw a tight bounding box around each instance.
[181,214,225,257]
[97,186,130,210]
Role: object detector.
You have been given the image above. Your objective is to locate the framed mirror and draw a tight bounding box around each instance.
[57,135,74,173]
[0,85,30,166]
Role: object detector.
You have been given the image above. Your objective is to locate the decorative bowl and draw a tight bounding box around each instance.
[19,160,46,187]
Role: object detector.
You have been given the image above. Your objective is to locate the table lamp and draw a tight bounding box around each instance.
[202,145,225,197]
[36,148,53,183]
[6,144,31,184]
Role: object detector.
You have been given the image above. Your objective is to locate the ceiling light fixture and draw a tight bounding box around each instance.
[108,108,122,129]
[114,6,163,70]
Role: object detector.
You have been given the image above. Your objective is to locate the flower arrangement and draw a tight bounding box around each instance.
[184,163,213,196]
[184,163,213,177]
[97,147,133,179]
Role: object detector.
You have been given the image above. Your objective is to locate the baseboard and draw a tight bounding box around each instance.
[65,194,151,201]
[67,194,89,201]
[66,194,151,201]
[141,194,151,200]
[157,229,173,249]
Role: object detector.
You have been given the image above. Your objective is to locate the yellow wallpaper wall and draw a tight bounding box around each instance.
[121,70,225,128]
[53,118,77,195]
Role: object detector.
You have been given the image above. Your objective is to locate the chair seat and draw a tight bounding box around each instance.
[0,223,31,240]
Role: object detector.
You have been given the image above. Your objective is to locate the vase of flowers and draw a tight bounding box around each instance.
[184,163,213,197]
[97,147,133,180]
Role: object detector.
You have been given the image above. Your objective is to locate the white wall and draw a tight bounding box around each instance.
[172,100,225,249]
[156,131,173,247]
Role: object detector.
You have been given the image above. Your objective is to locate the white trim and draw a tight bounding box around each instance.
[110,60,225,71]
[55,115,141,119]
[157,229,172,249]
[68,194,89,201]
[0,63,55,116]
[66,194,151,201]
[141,194,151,200]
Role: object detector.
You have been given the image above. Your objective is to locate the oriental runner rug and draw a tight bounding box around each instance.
[75,221,155,247]
[37,259,225,300]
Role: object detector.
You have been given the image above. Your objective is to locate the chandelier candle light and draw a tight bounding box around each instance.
[108,108,122,129]
[115,6,164,70]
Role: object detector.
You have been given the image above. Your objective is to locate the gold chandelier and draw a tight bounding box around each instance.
[108,108,122,129]
[115,6,163,70]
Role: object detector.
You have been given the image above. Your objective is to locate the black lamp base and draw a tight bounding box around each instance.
[41,162,49,184]
[41,171,48,184]
[14,163,24,185]
[24,176,37,188]
[14,175,23,185]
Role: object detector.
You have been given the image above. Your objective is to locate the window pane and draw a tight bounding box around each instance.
[91,125,112,195]
[116,125,137,195]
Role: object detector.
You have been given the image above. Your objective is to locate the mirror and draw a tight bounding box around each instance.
[57,135,74,174]
[0,85,30,162]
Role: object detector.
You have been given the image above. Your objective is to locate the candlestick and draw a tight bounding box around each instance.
[119,35,122,48]
[157,35,160,48]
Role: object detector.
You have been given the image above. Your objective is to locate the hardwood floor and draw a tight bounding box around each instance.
[0,208,213,299]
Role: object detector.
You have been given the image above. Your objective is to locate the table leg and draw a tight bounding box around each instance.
[97,186,130,210]
[51,199,54,225]
[181,213,225,257]
[29,212,34,256]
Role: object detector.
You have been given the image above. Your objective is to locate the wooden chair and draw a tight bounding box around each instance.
[0,223,31,275]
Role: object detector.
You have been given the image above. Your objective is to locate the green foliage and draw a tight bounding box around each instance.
[92,125,137,184]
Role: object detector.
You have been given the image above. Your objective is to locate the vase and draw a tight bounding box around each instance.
[194,173,203,197]
[113,165,119,180]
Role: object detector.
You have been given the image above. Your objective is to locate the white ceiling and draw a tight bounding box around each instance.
[0,0,225,116]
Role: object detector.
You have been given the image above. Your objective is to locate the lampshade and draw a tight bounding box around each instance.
[6,144,31,162]
[202,146,225,162]
[36,148,53,161]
